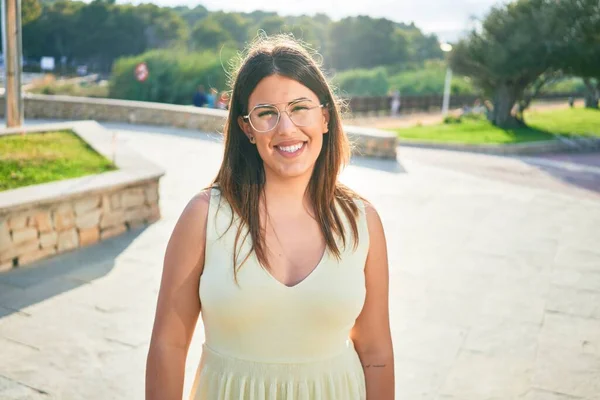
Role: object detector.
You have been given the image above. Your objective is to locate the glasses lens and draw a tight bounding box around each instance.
[249,106,279,132]
[289,100,316,127]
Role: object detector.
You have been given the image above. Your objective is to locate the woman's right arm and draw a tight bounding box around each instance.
[146,191,211,400]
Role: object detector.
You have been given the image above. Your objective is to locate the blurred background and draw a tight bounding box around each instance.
[9,0,596,110]
[1,1,599,399]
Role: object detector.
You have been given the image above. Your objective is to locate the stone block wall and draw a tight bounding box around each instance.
[0,95,398,160]
[0,94,227,134]
[348,132,398,159]
[0,180,160,272]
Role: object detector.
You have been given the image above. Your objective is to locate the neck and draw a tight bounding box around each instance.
[262,170,313,215]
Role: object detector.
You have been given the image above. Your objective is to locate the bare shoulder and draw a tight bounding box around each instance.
[179,189,213,226]
[165,188,213,267]
[188,188,212,212]
[361,199,384,234]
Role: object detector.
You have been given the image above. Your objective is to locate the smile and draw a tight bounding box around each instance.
[275,142,306,158]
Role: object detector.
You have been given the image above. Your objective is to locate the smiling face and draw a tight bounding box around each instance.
[238,75,329,181]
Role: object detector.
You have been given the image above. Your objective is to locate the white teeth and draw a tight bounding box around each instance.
[278,143,303,153]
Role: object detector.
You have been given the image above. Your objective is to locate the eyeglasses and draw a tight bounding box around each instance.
[242,99,326,133]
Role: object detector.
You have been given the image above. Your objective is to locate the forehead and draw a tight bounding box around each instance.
[248,75,318,108]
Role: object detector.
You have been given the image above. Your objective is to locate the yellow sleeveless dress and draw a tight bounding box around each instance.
[190,188,369,400]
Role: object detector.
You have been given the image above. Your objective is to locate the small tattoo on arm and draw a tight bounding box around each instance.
[363,364,386,368]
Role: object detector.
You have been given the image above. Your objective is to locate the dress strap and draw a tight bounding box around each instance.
[353,198,371,258]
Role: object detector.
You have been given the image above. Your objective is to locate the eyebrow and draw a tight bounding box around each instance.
[253,97,313,108]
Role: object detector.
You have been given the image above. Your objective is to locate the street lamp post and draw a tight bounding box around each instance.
[2,0,24,128]
[440,43,453,117]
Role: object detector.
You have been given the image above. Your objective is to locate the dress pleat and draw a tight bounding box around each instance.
[191,344,366,400]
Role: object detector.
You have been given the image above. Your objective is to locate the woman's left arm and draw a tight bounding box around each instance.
[350,201,395,399]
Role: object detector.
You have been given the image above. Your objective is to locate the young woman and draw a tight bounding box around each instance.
[146,35,395,400]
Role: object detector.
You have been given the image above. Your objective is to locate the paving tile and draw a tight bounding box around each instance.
[439,350,533,400]
[520,388,584,399]
[545,286,600,320]
[1,124,599,399]
[538,312,600,358]
[533,344,600,399]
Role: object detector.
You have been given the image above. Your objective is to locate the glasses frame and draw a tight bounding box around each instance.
[242,101,327,133]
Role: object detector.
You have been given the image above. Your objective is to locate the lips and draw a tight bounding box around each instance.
[278,143,303,153]
[274,141,307,158]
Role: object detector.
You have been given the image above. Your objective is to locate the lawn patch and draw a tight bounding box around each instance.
[391,107,600,145]
[0,130,116,191]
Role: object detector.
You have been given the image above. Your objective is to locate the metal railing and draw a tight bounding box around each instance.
[345,92,582,116]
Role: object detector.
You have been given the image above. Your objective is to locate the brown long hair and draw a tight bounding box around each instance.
[211,34,361,277]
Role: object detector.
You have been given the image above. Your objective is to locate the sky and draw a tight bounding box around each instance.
[116,0,502,42]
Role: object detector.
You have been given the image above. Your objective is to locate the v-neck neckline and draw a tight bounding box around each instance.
[258,247,329,289]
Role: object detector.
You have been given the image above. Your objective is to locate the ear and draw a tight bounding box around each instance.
[237,116,253,140]
[321,107,330,134]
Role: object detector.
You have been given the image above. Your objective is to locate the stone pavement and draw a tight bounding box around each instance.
[1,122,600,399]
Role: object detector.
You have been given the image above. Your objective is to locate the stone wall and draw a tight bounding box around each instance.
[0,180,160,272]
[0,94,227,133]
[0,94,398,160]
[348,127,398,159]
[0,121,165,272]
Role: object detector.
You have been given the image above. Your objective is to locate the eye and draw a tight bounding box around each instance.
[256,109,277,118]
[291,101,313,111]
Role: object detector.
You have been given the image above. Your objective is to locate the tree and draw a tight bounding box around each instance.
[190,18,233,50]
[172,4,208,28]
[282,16,324,52]
[328,16,439,71]
[406,31,443,62]
[22,0,42,25]
[105,6,146,62]
[136,4,188,49]
[73,0,116,71]
[553,0,600,108]
[329,17,397,69]
[210,12,249,46]
[23,0,83,62]
[249,15,286,38]
[449,0,563,128]
[390,28,410,65]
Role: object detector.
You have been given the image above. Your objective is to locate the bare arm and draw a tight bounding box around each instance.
[350,202,395,399]
[146,191,211,400]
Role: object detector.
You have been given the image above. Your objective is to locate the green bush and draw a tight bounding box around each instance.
[541,77,586,94]
[109,48,236,104]
[389,60,475,95]
[462,112,487,121]
[333,67,389,96]
[443,115,462,124]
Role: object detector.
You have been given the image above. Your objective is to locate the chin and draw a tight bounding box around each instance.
[276,165,313,179]
[261,146,321,180]
[265,160,315,180]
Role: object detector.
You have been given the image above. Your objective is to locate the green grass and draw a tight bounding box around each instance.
[391,107,600,145]
[0,130,116,192]
[526,108,600,137]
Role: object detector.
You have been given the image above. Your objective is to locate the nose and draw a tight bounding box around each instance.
[277,110,296,135]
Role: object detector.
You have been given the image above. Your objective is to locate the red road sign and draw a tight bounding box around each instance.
[134,62,149,82]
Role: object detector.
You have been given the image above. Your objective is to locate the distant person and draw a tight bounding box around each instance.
[193,85,208,107]
[206,88,218,108]
[215,91,229,110]
[390,89,401,116]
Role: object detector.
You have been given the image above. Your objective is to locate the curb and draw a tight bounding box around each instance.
[398,136,600,155]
